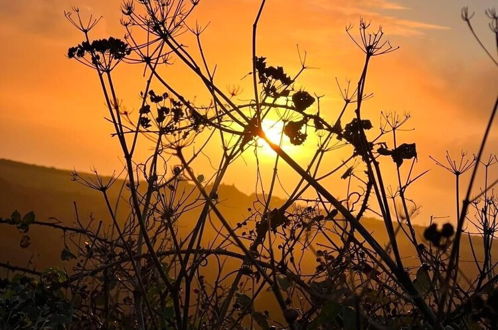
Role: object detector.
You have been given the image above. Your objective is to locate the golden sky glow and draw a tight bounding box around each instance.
[0,0,496,223]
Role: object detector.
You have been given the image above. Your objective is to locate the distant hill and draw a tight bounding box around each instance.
[0,158,495,280]
[0,159,285,271]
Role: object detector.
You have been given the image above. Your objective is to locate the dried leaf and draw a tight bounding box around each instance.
[20,235,31,248]
[292,91,315,112]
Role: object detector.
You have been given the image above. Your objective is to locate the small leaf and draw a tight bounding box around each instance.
[11,210,21,224]
[341,167,353,180]
[235,293,252,311]
[22,211,35,225]
[277,276,290,291]
[391,143,417,167]
[413,265,431,296]
[197,174,205,183]
[60,248,76,261]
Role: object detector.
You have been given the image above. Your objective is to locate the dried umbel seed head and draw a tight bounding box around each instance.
[423,223,441,246]
[173,166,182,175]
[441,223,455,238]
[68,37,131,60]
[121,1,134,16]
[292,91,315,112]
[423,223,455,247]
[283,120,308,145]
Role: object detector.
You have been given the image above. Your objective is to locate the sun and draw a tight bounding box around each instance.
[261,119,285,144]
[253,118,314,160]
[258,119,295,158]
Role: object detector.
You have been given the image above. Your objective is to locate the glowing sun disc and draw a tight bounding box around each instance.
[261,119,284,144]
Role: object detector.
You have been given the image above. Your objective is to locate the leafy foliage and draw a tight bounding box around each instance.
[0,275,73,329]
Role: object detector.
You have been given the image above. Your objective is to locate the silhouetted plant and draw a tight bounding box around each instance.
[0,1,497,329]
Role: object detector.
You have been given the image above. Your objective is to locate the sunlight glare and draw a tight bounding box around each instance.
[258,119,299,158]
[261,119,284,145]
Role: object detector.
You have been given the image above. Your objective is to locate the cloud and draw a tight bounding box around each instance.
[371,0,408,10]
[313,0,408,10]
[307,0,449,36]
[0,1,73,38]
[0,0,118,41]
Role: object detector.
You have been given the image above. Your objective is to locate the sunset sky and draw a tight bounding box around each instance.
[0,0,496,223]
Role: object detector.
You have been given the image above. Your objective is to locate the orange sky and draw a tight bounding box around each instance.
[0,0,496,224]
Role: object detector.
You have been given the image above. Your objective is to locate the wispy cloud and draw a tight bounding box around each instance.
[369,0,408,10]
[0,0,114,40]
[307,0,449,36]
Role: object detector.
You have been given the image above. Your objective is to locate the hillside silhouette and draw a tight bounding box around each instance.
[0,158,494,280]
